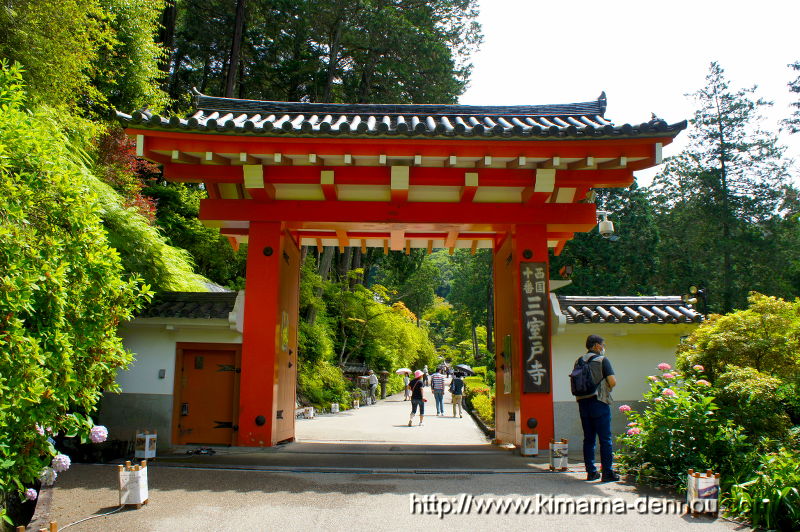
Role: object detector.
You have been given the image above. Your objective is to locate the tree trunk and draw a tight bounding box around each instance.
[713,89,733,313]
[471,325,479,361]
[157,0,177,83]
[224,0,247,98]
[318,246,335,280]
[322,18,343,102]
[337,247,353,279]
[486,275,494,353]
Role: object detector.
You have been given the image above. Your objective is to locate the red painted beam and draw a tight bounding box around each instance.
[200,199,597,227]
[131,128,676,160]
[160,163,634,190]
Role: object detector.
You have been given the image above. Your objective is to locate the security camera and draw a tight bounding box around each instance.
[597,211,615,239]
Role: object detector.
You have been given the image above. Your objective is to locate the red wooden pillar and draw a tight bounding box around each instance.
[512,224,553,449]
[238,221,282,446]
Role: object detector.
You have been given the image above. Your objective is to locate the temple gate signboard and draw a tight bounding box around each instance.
[521,262,550,393]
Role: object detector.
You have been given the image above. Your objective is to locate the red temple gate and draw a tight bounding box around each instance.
[121,91,684,448]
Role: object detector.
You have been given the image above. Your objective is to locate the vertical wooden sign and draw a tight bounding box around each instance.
[520,262,550,393]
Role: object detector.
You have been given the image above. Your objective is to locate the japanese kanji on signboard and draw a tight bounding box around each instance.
[520,262,550,393]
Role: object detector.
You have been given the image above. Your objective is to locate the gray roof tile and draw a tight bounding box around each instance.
[119,91,686,140]
[557,295,703,324]
[138,292,236,320]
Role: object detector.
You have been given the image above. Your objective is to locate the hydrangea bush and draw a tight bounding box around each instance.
[616,364,753,489]
[0,63,145,524]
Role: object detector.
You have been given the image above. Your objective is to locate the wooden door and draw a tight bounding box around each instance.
[175,347,239,445]
[273,234,300,443]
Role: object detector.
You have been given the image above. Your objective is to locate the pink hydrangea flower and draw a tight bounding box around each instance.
[663,373,675,379]
[654,397,663,403]
[626,427,642,435]
[90,425,108,443]
[693,365,704,371]
[35,424,45,436]
[39,467,57,486]
[647,375,658,381]
[657,363,672,371]
[51,454,71,473]
[25,488,37,501]
[627,422,638,427]
[696,379,711,387]
[662,388,676,397]
[618,405,632,412]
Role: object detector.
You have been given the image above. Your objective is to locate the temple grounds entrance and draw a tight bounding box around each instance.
[121,91,684,450]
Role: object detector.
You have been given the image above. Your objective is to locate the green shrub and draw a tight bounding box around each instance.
[297,359,351,407]
[471,393,495,427]
[464,376,485,389]
[616,364,753,490]
[0,63,149,522]
[725,448,800,531]
[715,365,792,443]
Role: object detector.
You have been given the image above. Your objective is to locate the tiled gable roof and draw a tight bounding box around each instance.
[138,292,236,320]
[557,295,703,324]
[119,91,686,140]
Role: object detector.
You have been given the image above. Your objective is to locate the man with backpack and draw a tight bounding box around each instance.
[570,334,619,482]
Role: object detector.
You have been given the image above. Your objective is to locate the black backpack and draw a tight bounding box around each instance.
[570,354,601,396]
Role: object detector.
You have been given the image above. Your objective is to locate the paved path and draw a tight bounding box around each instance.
[45,390,743,531]
[295,390,487,445]
[51,465,742,531]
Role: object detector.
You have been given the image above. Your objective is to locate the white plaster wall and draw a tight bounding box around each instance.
[117,319,242,395]
[551,323,696,402]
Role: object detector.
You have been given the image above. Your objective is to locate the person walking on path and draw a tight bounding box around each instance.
[449,372,466,417]
[430,367,446,415]
[422,365,429,387]
[403,373,410,401]
[573,334,619,482]
[408,370,425,426]
[367,370,379,405]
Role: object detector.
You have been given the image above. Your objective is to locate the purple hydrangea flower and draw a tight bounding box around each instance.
[51,453,71,473]
[39,467,57,486]
[662,388,676,397]
[90,425,108,443]
[35,424,45,436]
[618,405,632,412]
[657,363,672,371]
[25,488,38,501]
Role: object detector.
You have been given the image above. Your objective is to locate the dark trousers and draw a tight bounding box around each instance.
[578,396,613,475]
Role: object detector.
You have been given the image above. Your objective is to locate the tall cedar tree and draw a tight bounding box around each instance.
[649,62,796,312]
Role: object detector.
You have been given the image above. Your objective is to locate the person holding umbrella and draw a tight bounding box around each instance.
[408,370,425,426]
[396,368,412,401]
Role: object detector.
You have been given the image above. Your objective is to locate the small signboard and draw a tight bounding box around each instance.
[520,262,550,393]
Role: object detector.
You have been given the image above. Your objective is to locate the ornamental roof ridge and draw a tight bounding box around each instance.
[556,294,704,325]
[118,90,687,140]
[191,88,608,118]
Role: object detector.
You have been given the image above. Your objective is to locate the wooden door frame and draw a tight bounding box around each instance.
[172,342,242,446]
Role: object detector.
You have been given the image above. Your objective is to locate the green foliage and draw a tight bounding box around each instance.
[0,64,148,509]
[715,365,792,442]
[295,253,438,408]
[463,377,485,390]
[143,181,246,289]
[552,182,662,296]
[297,359,351,407]
[0,0,167,115]
[677,293,800,380]
[650,62,798,313]
[616,366,752,490]
[725,448,800,531]
[166,0,481,105]
[92,0,169,113]
[471,393,495,427]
